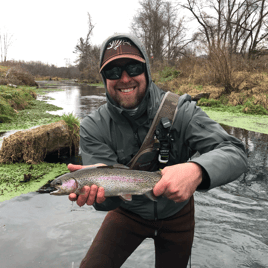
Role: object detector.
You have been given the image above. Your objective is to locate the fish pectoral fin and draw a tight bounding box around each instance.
[145,190,157,202]
[120,194,132,202]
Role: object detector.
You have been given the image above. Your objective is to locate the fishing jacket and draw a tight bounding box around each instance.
[79,33,248,220]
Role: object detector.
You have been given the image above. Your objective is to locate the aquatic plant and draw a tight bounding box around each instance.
[0,162,69,202]
[0,99,62,132]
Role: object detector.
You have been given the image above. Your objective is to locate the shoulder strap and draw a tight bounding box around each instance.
[128,91,180,169]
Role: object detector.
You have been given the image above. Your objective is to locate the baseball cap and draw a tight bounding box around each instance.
[100,38,145,72]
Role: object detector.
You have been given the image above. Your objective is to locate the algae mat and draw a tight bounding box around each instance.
[202,108,268,135]
[0,163,69,202]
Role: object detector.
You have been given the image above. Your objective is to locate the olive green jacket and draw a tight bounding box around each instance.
[79,33,248,220]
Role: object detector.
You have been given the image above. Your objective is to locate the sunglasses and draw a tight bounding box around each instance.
[102,61,145,80]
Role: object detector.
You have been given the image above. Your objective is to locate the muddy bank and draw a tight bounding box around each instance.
[0,120,79,164]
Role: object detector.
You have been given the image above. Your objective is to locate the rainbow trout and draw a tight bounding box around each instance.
[50,164,162,201]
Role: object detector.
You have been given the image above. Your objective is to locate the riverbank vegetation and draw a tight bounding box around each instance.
[0,85,62,130]
[0,162,69,202]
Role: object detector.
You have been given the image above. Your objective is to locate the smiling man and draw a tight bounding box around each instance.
[68,34,248,268]
[103,58,147,109]
[100,39,147,110]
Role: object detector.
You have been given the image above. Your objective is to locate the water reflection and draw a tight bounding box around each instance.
[37,81,106,119]
[1,82,268,267]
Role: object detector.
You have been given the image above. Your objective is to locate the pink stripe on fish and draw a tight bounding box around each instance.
[96,176,144,183]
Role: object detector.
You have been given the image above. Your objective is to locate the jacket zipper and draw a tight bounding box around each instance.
[154,201,158,236]
[134,131,142,147]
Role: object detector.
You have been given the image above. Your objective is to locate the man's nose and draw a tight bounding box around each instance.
[119,70,132,83]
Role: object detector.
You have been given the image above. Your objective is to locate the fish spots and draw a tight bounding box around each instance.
[97,176,145,183]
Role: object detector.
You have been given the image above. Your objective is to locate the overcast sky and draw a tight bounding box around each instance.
[0,0,147,67]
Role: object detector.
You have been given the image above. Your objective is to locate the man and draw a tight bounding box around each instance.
[68,33,248,268]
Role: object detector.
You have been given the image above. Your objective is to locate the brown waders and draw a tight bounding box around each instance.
[80,196,195,268]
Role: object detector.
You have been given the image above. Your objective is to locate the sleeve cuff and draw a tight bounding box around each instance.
[197,165,210,190]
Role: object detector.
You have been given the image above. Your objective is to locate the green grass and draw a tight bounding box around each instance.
[0,99,62,132]
[62,112,80,130]
[198,98,268,115]
[159,66,180,82]
[0,162,69,202]
[0,85,38,123]
[89,83,104,87]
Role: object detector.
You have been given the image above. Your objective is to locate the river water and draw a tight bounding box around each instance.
[0,81,267,268]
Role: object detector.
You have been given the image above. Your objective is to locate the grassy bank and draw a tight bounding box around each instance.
[153,64,268,114]
[0,85,79,202]
[0,85,62,132]
[0,162,69,202]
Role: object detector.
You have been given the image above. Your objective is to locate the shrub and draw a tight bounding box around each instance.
[159,66,180,82]
[6,66,38,86]
[198,98,222,107]
[242,100,268,115]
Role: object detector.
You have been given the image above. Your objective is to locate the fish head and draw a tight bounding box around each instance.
[50,177,78,195]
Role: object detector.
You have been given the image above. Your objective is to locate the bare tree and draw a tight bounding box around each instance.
[181,0,268,58]
[0,30,13,62]
[74,13,100,81]
[131,0,166,62]
[131,0,190,64]
[74,13,95,72]
[162,2,192,63]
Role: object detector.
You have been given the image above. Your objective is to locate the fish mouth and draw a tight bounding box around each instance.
[50,187,61,195]
[50,180,62,195]
[49,178,78,195]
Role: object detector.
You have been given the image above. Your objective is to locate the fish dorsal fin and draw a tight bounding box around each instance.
[96,164,130,170]
[113,164,130,169]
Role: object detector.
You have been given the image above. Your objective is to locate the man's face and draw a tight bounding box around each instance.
[105,58,147,109]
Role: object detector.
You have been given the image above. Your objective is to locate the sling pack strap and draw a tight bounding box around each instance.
[128,91,180,170]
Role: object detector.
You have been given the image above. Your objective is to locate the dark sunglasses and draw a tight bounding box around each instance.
[102,61,145,80]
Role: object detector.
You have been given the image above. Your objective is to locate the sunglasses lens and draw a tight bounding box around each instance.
[104,66,122,80]
[126,63,144,77]
[103,62,144,80]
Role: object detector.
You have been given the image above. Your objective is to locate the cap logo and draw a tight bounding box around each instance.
[107,39,132,50]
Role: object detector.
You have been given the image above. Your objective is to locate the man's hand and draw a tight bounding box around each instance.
[153,162,202,202]
[68,163,107,207]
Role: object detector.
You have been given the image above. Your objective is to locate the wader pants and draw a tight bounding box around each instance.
[80,196,195,268]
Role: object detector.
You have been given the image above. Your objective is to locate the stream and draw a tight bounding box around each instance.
[0,81,267,268]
